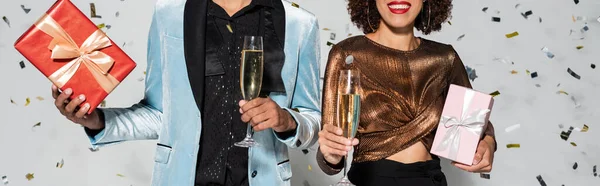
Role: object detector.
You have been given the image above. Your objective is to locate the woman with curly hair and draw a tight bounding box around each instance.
[317,0,497,185]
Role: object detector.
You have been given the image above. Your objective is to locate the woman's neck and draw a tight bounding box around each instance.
[213,0,252,17]
[366,20,420,51]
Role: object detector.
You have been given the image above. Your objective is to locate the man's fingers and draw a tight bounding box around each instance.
[54,88,72,109]
[240,98,267,112]
[65,94,85,114]
[250,112,269,126]
[241,106,268,123]
[51,85,60,99]
[74,103,90,119]
[320,144,347,156]
[324,124,343,136]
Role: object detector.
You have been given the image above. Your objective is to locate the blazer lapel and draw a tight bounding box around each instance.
[184,0,208,113]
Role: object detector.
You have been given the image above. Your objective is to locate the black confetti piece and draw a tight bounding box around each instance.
[90,3,102,18]
[515,4,521,9]
[574,0,579,4]
[561,126,574,141]
[302,149,309,154]
[591,64,596,69]
[573,162,578,170]
[106,25,112,29]
[21,5,31,14]
[116,12,120,17]
[326,41,335,46]
[19,61,26,69]
[521,10,533,19]
[482,7,488,12]
[480,173,491,179]
[567,68,581,80]
[492,17,501,22]
[2,16,10,27]
[539,17,543,23]
[531,72,538,78]
[303,180,311,186]
[536,175,547,186]
[457,34,466,41]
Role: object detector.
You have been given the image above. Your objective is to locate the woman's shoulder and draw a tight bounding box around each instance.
[328,36,369,54]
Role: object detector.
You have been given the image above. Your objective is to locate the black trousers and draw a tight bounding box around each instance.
[348,158,447,186]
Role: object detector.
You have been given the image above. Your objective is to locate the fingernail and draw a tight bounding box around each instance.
[83,103,90,109]
[65,88,72,95]
[79,94,86,101]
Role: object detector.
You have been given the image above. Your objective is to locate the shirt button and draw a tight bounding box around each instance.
[251,170,257,178]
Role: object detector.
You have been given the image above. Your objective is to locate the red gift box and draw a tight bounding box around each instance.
[14,0,136,114]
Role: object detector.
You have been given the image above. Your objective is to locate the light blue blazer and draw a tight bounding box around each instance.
[86,0,322,185]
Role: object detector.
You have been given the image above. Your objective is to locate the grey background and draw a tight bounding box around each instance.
[1,0,599,185]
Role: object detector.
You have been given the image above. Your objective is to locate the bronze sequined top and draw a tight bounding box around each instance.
[317,36,496,175]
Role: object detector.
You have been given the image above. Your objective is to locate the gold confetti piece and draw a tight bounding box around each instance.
[308,165,312,171]
[576,46,584,50]
[489,90,500,97]
[510,70,518,74]
[580,124,589,132]
[100,100,106,107]
[116,174,125,177]
[557,90,569,95]
[291,2,300,8]
[97,23,106,29]
[570,142,577,146]
[25,173,34,181]
[526,70,531,75]
[90,3,102,18]
[36,96,44,101]
[56,159,64,168]
[447,21,452,25]
[572,15,576,22]
[25,98,31,106]
[506,144,520,148]
[226,24,233,33]
[322,28,330,31]
[505,31,519,38]
[143,71,147,75]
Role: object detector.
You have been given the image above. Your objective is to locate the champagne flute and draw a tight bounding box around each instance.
[334,69,361,186]
[235,36,264,148]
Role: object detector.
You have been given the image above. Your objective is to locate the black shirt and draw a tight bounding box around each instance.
[195,1,272,186]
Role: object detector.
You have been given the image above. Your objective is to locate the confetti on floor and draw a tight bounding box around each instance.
[2,16,9,27]
[510,70,518,74]
[10,99,16,105]
[541,47,555,59]
[308,165,312,171]
[567,68,581,80]
[573,162,578,170]
[25,173,34,181]
[116,174,125,177]
[302,149,309,155]
[330,33,336,40]
[447,21,452,25]
[580,124,589,132]
[570,96,581,108]
[482,7,488,12]
[457,34,465,41]
[492,17,501,22]
[1,175,7,185]
[505,31,519,38]
[97,23,106,29]
[561,126,574,140]
[489,90,500,97]
[322,28,330,31]
[115,11,120,17]
[19,61,25,69]
[21,5,31,14]
[505,124,521,133]
[506,144,520,148]
[32,122,41,130]
[480,173,490,179]
[576,46,584,50]
[574,0,579,4]
[557,90,569,95]
[326,41,335,46]
[25,98,31,106]
[56,159,64,168]
[36,96,44,101]
[90,3,102,18]
[591,64,596,69]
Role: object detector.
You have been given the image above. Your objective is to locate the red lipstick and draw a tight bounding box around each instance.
[387,1,411,14]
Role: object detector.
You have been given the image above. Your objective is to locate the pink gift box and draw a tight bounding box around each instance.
[430,84,494,165]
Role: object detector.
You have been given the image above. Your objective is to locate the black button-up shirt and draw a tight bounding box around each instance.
[195,0,272,186]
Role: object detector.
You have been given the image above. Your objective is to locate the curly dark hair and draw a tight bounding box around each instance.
[347,0,453,35]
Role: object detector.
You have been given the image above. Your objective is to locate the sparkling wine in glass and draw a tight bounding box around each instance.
[334,69,361,186]
[235,36,263,148]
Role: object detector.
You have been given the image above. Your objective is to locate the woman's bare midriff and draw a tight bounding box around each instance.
[385,142,432,163]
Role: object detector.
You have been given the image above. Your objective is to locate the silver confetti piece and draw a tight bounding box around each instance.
[465,65,478,81]
[330,33,336,40]
[1,175,7,185]
[541,47,554,59]
[570,96,581,108]
[597,16,600,23]
[345,55,354,65]
[505,124,521,133]
[116,12,120,17]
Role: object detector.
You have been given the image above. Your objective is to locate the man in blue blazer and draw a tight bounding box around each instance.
[51,0,322,185]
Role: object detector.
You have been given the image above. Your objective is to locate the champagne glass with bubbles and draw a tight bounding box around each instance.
[235,36,263,148]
